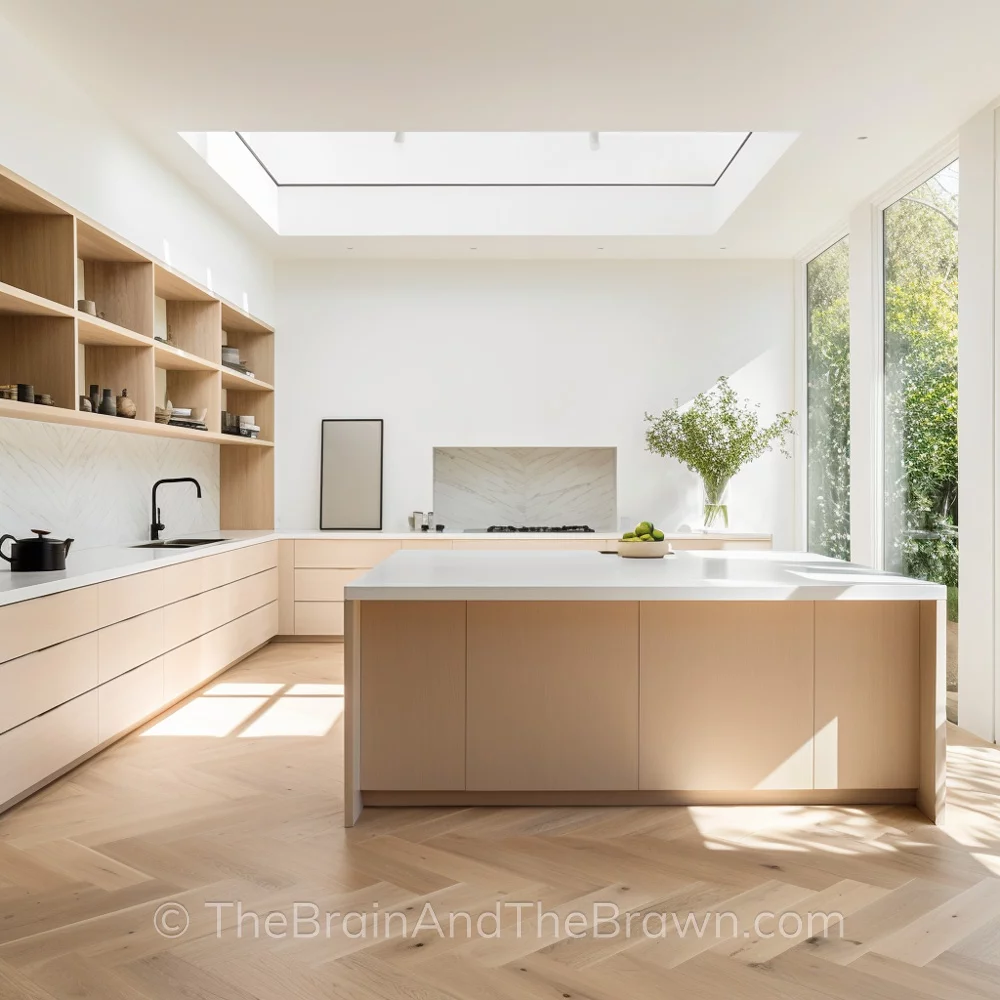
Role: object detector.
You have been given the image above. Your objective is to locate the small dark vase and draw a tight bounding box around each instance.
[116,388,137,419]
[89,384,100,413]
[99,388,116,416]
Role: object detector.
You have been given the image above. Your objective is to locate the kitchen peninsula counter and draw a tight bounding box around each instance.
[343,549,946,827]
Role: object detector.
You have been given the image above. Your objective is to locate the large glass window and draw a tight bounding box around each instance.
[883,161,958,720]
[806,237,851,559]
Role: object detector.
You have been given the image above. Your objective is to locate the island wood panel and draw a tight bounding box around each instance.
[359,601,467,790]
[639,602,814,791]
[814,601,920,790]
[0,585,98,664]
[466,601,639,790]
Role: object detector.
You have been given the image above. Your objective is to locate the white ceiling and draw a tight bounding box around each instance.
[2,0,998,258]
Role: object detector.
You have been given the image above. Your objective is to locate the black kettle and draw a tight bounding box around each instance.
[0,529,74,572]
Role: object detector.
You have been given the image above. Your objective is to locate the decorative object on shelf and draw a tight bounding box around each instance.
[409,511,423,531]
[33,393,54,406]
[221,344,255,379]
[0,385,16,401]
[168,404,208,431]
[0,528,74,572]
[79,395,93,412]
[78,299,97,316]
[154,404,172,424]
[17,384,34,404]
[645,376,796,529]
[99,388,117,416]
[221,411,260,438]
[89,384,100,413]
[116,388,137,419]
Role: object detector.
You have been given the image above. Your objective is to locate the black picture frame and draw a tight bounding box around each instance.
[319,418,384,530]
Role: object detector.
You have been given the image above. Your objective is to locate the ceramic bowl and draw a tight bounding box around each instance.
[617,540,674,558]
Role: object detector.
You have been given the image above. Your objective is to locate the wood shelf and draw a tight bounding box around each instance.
[77,313,151,348]
[221,366,273,392]
[153,341,217,372]
[0,161,276,529]
[0,396,273,446]
[0,282,74,319]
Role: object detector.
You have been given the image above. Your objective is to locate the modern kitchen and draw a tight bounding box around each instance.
[0,3,997,997]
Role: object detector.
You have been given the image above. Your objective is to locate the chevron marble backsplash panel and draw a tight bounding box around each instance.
[0,419,220,552]
[433,447,617,530]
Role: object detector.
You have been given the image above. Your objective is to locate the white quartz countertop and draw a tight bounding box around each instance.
[345,549,948,602]
[0,529,771,607]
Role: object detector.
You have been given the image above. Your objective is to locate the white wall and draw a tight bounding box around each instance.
[275,260,795,542]
[0,12,273,321]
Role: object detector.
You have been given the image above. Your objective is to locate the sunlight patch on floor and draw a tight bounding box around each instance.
[143,696,269,737]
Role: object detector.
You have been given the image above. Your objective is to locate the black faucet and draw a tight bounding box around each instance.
[151,478,202,540]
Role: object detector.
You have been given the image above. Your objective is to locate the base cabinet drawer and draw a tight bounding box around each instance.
[294,540,399,569]
[295,601,344,635]
[163,602,278,702]
[98,658,165,742]
[0,587,99,664]
[98,608,165,684]
[0,633,99,735]
[294,568,365,602]
[0,690,99,806]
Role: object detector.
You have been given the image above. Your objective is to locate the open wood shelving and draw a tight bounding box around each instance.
[0,163,276,529]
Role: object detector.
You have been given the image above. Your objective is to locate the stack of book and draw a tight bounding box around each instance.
[221,345,255,379]
[221,411,260,439]
[168,406,208,432]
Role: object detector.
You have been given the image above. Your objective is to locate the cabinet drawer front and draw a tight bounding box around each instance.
[0,690,99,807]
[0,587,99,663]
[0,633,99,734]
[294,568,366,602]
[160,542,278,606]
[163,568,278,650]
[98,570,164,627]
[294,601,344,635]
[294,540,399,569]
[98,657,165,743]
[98,608,165,684]
[400,539,453,550]
[163,602,277,702]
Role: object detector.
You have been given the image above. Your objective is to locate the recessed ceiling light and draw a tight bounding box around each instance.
[346,247,354,250]
[597,247,605,250]
[719,246,727,250]
[857,135,868,141]
[470,247,478,250]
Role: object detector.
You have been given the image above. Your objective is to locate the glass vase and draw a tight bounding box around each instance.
[702,478,730,529]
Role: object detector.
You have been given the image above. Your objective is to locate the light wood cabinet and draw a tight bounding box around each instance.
[360,602,467,790]
[814,602,920,789]
[294,539,400,568]
[0,586,98,663]
[98,608,165,683]
[0,633,98,734]
[638,602,814,791]
[465,601,640,790]
[295,568,366,602]
[98,657,165,742]
[98,570,164,628]
[0,691,99,807]
[294,601,344,636]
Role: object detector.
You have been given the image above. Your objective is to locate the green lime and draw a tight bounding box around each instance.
[651,529,665,541]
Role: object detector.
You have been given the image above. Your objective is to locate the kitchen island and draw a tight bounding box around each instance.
[343,549,946,826]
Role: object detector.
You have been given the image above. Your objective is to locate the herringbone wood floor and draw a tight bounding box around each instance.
[2,642,1000,999]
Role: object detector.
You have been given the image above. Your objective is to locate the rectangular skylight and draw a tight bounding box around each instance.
[236,131,750,186]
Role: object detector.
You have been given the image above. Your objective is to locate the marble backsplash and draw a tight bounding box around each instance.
[0,419,220,554]
[433,447,617,530]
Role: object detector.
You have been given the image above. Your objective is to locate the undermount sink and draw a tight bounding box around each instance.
[133,538,230,549]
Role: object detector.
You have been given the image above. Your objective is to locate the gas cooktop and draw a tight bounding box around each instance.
[475,525,596,533]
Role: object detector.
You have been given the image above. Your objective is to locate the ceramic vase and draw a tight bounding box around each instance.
[99,388,116,416]
[79,396,92,412]
[702,477,730,529]
[89,384,100,413]
[116,388,137,419]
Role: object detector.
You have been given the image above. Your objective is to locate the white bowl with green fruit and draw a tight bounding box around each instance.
[617,521,674,558]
